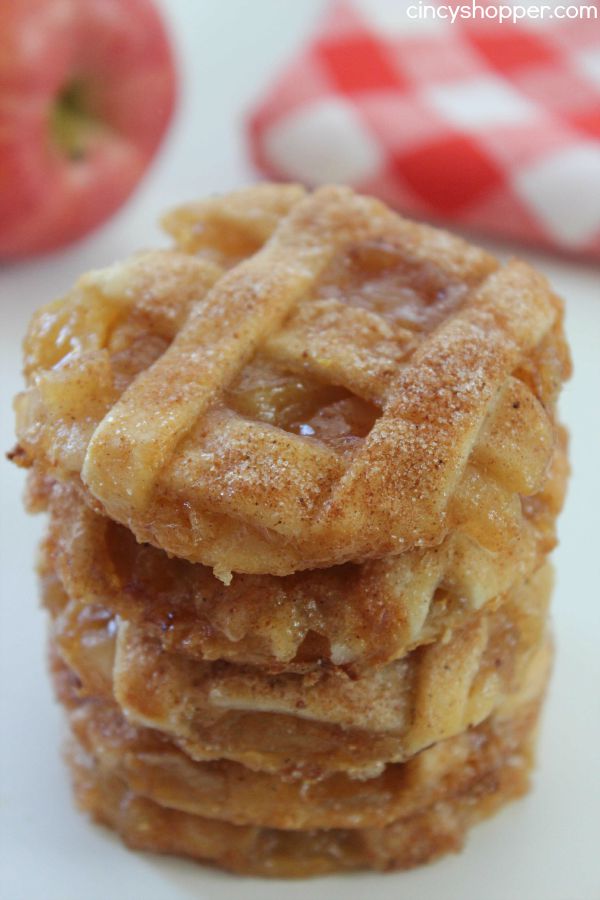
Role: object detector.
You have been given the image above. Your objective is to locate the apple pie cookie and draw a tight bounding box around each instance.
[14,184,570,577]
[45,560,551,779]
[37,431,566,674]
[57,635,550,832]
[64,645,548,877]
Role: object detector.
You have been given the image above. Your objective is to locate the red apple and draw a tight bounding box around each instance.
[0,0,177,259]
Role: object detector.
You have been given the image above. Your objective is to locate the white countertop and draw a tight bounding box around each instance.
[1,2,599,898]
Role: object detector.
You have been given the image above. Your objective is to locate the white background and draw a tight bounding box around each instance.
[1,2,599,899]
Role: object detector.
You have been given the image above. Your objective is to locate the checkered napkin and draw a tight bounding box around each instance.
[248,0,600,259]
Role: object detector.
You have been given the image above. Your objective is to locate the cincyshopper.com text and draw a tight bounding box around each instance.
[407,2,598,23]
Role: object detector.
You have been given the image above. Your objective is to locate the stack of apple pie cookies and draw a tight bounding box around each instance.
[12,185,570,877]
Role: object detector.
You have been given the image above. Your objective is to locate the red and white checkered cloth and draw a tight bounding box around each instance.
[248,0,600,259]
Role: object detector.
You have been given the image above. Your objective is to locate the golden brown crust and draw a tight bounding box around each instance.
[36,428,567,674]
[45,561,552,779]
[14,184,571,576]
[56,640,550,831]
[65,703,539,878]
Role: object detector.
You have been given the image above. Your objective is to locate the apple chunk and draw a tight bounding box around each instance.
[0,0,177,259]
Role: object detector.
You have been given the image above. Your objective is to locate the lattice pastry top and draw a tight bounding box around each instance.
[14,184,570,576]
[46,560,551,779]
[60,656,547,832]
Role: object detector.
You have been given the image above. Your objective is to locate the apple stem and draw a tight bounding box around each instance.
[50,81,100,160]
